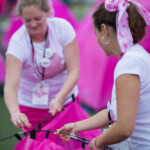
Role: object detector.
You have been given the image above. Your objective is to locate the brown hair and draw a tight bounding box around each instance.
[92,2,146,44]
[17,0,49,16]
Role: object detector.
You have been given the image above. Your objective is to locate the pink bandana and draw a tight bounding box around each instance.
[105,0,150,53]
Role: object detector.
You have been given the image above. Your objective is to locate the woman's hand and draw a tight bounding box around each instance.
[49,98,63,116]
[11,112,31,129]
[88,137,105,150]
[55,123,75,141]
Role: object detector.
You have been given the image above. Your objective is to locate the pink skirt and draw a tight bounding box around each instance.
[14,101,102,150]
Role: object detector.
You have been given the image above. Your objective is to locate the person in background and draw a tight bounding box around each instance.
[4,0,101,149]
[56,0,150,149]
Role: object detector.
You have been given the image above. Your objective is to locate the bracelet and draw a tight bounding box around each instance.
[11,112,21,122]
[73,122,77,134]
[92,138,98,150]
[54,97,63,105]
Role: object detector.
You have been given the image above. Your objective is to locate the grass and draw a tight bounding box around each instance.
[70,3,92,20]
[0,95,20,150]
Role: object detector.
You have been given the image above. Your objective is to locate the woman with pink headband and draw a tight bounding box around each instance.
[56,0,150,149]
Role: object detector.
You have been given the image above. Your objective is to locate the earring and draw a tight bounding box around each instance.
[101,36,110,45]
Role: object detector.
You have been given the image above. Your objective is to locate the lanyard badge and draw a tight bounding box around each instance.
[40,48,53,68]
[31,28,50,80]
[31,28,51,105]
[41,57,51,68]
[32,81,49,106]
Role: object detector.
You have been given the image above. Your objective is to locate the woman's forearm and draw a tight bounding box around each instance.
[55,70,79,103]
[57,38,80,103]
[96,121,132,148]
[4,55,22,116]
[76,109,109,133]
[4,86,20,116]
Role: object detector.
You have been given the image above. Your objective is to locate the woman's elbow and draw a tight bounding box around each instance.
[116,121,135,139]
[123,128,134,139]
[121,124,135,138]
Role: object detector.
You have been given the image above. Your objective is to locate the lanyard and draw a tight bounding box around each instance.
[31,30,49,81]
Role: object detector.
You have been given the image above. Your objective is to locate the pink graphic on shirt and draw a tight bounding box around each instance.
[34,91,47,98]
[35,53,66,79]
[105,0,150,53]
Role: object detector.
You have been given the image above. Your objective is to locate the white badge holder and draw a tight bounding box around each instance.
[45,48,53,58]
[41,57,51,68]
[32,82,49,105]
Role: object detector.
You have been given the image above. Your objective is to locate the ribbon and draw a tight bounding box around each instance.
[105,0,150,53]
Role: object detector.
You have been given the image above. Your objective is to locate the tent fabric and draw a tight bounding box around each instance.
[14,102,102,150]
[77,0,150,111]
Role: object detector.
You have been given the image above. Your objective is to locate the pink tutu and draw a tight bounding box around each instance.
[15,137,66,150]
[14,102,102,150]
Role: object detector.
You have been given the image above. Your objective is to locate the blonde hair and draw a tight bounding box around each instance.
[17,0,49,16]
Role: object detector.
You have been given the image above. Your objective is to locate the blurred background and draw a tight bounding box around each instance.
[0,0,150,149]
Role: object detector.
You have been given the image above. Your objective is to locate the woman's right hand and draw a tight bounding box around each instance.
[11,112,31,129]
[55,123,76,141]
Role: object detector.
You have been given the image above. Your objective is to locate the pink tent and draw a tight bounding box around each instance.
[2,0,78,49]
[138,0,150,53]
[0,0,6,15]
[0,54,5,82]
[53,0,78,29]
[77,0,150,111]
[77,11,118,111]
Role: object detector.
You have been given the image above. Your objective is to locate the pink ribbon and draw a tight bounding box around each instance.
[105,0,150,53]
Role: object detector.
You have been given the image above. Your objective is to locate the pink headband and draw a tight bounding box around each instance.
[105,0,150,53]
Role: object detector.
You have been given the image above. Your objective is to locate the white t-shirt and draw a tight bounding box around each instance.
[108,44,150,149]
[6,17,78,108]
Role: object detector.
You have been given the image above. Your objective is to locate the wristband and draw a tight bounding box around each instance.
[92,138,98,150]
[54,97,63,105]
[11,112,20,122]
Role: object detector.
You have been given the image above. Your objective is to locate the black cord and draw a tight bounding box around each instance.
[0,94,114,149]
[0,94,75,142]
[0,129,113,149]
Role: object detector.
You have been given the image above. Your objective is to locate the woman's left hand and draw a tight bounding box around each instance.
[49,98,63,116]
[88,138,105,150]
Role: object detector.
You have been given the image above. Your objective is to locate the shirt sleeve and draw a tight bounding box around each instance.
[114,56,145,81]
[6,38,26,62]
[57,19,76,46]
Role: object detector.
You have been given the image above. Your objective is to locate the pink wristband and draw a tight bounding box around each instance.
[11,112,20,122]
[92,138,98,150]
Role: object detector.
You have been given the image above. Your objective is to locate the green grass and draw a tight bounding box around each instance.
[70,3,92,20]
[0,95,20,150]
